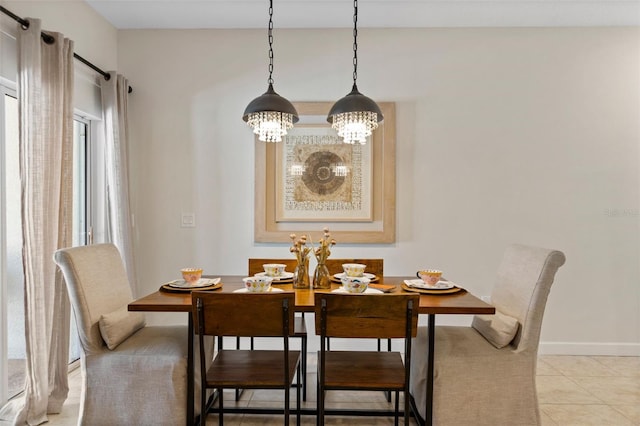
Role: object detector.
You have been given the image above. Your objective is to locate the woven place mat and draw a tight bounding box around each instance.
[160,282,223,293]
[401,282,465,295]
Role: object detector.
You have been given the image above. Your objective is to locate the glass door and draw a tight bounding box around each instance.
[1,90,91,403]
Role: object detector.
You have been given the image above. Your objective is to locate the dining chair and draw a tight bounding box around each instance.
[314,293,420,426]
[247,258,308,401]
[324,258,386,346]
[324,258,392,402]
[409,244,566,425]
[54,243,213,426]
[193,291,301,426]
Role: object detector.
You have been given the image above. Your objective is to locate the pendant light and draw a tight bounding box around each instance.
[243,0,298,142]
[327,0,383,145]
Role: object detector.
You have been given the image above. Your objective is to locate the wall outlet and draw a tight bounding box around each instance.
[181,213,195,228]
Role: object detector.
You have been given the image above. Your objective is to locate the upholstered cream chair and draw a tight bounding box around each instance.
[54,243,209,426]
[410,244,566,426]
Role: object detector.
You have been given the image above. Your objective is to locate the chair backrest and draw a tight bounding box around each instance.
[314,293,419,339]
[54,243,134,354]
[248,258,298,276]
[324,259,384,277]
[490,244,566,352]
[192,292,296,338]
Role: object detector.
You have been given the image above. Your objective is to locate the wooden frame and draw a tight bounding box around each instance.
[255,102,396,243]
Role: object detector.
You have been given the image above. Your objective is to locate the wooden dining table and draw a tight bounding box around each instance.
[128,275,494,426]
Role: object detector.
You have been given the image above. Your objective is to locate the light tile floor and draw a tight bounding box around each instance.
[6,355,640,425]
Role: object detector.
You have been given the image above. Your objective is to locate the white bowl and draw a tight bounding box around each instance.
[342,263,367,277]
[340,276,370,293]
[243,276,274,292]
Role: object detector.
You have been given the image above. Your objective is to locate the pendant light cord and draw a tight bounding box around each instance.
[268,0,275,86]
[352,0,358,87]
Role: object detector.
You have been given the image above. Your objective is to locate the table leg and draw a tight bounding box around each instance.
[187,314,194,426]
[426,314,435,426]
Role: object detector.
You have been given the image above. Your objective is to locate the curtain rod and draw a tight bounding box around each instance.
[0,5,133,94]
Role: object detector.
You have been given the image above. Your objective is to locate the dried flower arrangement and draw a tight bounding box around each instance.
[311,227,337,265]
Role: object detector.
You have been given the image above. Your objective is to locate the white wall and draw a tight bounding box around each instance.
[1,0,118,118]
[117,27,640,354]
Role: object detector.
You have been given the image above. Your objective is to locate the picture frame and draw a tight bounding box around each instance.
[255,101,396,243]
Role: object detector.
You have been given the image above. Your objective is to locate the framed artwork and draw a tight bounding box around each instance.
[255,101,396,243]
[275,125,373,222]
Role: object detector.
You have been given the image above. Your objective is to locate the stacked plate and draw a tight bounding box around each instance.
[402,279,462,295]
[331,272,379,283]
[254,271,294,284]
[161,277,222,292]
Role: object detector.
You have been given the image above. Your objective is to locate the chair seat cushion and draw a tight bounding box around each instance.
[472,310,519,348]
[98,305,146,350]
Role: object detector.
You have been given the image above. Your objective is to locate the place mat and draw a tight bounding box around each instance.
[160,282,223,293]
[401,282,464,295]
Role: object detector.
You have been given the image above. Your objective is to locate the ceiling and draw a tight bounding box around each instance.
[85,0,640,30]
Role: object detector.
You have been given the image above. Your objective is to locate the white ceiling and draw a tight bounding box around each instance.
[85,0,640,29]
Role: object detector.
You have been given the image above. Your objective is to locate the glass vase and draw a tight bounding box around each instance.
[293,257,310,289]
[313,262,331,289]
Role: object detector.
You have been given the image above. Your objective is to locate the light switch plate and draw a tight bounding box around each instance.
[181,213,195,228]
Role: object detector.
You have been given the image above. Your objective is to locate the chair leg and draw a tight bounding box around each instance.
[218,388,224,426]
[404,390,410,426]
[301,335,308,401]
[200,387,207,426]
[296,363,301,426]
[284,379,290,426]
[394,390,399,426]
[317,369,323,426]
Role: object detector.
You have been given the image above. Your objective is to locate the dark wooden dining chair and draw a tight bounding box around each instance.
[247,258,308,401]
[325,258,391,402]
[193,291,301,426]
[314,293,419,426]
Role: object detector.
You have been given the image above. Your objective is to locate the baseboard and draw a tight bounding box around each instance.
[539,342,640,356]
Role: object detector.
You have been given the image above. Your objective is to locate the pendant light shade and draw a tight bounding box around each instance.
[243,83,299,142]
[328,0,383,144]
[243,0,298,142]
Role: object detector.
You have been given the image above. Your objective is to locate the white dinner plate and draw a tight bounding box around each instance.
[404,279,454,290]
[333,272,377,280]
[254,271,294,280]
[331,287,383,294]
[232,287,285,293]
[166,277,220,289]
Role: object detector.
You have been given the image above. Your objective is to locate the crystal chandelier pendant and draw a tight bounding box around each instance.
[242,0,298,142]
[327,0,382,144]
[332,111,378,144]
[246,111,294,142]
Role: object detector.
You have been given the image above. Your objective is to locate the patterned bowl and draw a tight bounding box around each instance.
[181,268,203,284]
[243,276,274,292]
[342,263,367,277]
[340,276,370,293]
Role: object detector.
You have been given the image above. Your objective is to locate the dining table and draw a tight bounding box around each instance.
[128,275,494,426]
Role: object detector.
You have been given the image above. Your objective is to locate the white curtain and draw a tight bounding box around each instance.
[101,74,137,294]
[0,19,73,425]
